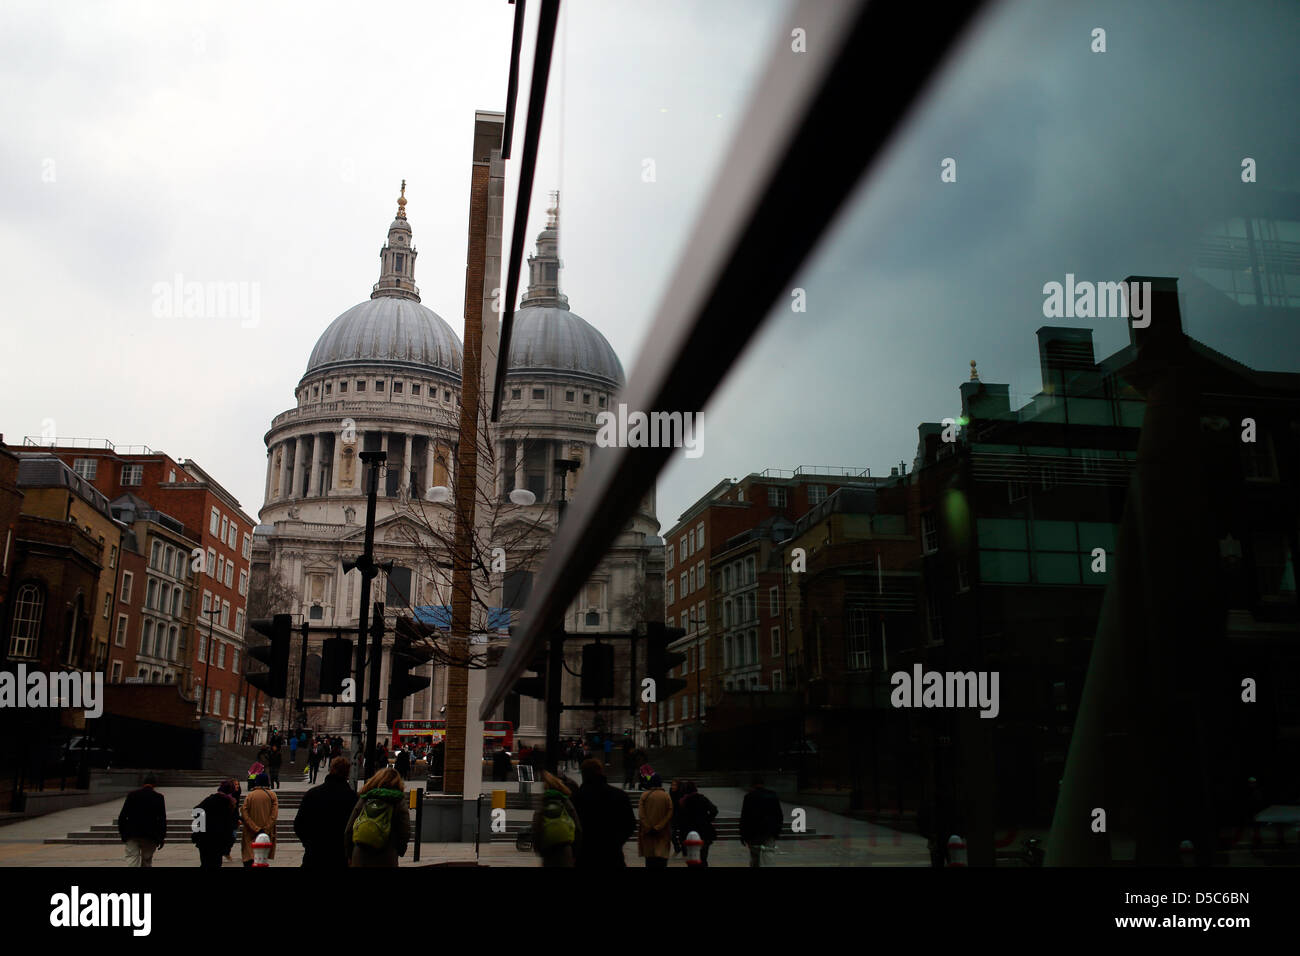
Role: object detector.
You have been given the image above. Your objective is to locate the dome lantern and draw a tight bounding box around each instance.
[372,180,420,302]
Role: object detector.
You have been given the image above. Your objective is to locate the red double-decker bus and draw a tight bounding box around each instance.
[391,719,514,756]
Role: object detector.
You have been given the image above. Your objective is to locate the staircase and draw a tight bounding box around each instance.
[488,816,822,844]
[47,790,308,846]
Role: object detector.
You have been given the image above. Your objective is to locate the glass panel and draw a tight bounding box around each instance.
[977,518,1027,551]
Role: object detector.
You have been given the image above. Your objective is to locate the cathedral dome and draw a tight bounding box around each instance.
[305,297,463,378]
[506,306,624,388]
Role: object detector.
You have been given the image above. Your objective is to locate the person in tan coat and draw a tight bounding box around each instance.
[637,773,673,868]
[240,772,279,866]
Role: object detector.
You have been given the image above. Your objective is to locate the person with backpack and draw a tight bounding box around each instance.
[192,779,239,868]
[572,758,636,868]
[295,757,357,868]
[674,781,719,867]
[740,774,784,867]
[240,772,279,867]
[637,774,673,868]
[531,771,582,867]
[345,767,410,867]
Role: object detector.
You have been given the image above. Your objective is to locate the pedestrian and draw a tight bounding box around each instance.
[294,757,357,868]
[572,758,636,868]
[192,779,239,869]
[344,767,410,867]
[621,739,637,790]
[241,772,279,867]
[492,746,512,782]
[675,781,719,866]
[394,748,411,781]
[740,773,783,867]
[267,744,282,789]
[603,735,613,766]
[118,773,167,867]
[288,734,298,767]
[532,771,581,867]
[428,740,445,781]
[307,742,322,784]
[637,773,673,868]
[668,779,683,850]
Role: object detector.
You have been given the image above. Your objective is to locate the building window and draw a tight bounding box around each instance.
[150,540,161,568]
[239,570,248,596]
[445,390,452,402]
[220,516,228,540]
[666,547,673,571]
[511,388,522,400]
[922,513,939,554]
[208,549,217,578]
[807,484,827,505]
[356,381,366,392]
[667,615,675,629]
[583,393,591,405]
[846,607,869,670]
[121,464,143,486]
[217,643,226,669]
[769,586,779,616]
[957,558,970,592]
[243,533,251,559]
[696,523,704,550]
[1242,432,1278,480]
[202,591,212,614]
[697,601,706,630]
[115,614,128,646]
[216,555,225,582]
[146,579,157,610]
[227,524,237,548]
[9,584,44,658]
[768,486,787,507]
[598,395,607,408]
[120,572,133,603]
[679,538,687,561]
[697,561,705,590]
[232,649,240,674]
[666,581,675,605]
[212,690,221,715]
[772,670,783,691]
[376,380,385,392]
[235,610,244,635]
[110,661,123,683]
[688,529,695,555]
[210,508,220,534]
[339,381,348,393]
[73,458,97,480]
[688,567,696,593]
[532,388,545,401]
[745,556,754,583]
[141,620,154,657]
[565,390,575,402]
[680,572,687,597]
[220,601,230,628]
[225,563,234,588]
[103,592,111,619]
[325,383,332,396]
[410,384,420,396]
[771,626,781,656]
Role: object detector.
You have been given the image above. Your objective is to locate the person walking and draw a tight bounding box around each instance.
[288,734,298,767]
[621,739,637,790]
[294,757,357,868]
[118,773,167,867]
[740,774,783,867]
[307,741,322,784]
[240,772,279,867]
[572,758,636,868]
[266,744,282,790]
[675,781,719,867]
[394,748,411,781]
[344,767,410,867]
[637,773,673,868]
[492,746,512,782]
[532,771,581,867]
[192,779,238,869]
[602,735,614,767]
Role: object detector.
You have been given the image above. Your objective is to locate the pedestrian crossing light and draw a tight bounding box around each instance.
[646,621,687,701]
[319,636,354,697]
[246,614,292,699]
[386,632,433,726]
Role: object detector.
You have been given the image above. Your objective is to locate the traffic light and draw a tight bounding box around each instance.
[513,645,549,700]
[386,631,433,726]
[645,621,687,702]
[581,642,615,700]
[246,614,292,698]
[320,636,354,696]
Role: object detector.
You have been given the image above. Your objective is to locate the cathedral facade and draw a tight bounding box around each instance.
[252,188,661,748]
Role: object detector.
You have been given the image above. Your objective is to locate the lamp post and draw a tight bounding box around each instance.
[199,605,220,723]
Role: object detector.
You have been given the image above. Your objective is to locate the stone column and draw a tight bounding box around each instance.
[494,441,504,498]
[263,450,274,505]
[277,441,291,500]
[403,433,414,496]
[425,440,436,494]
[544,439,555,503]
[292,435,307,498]
[308,433,324,497]
[514,440,526,494]
[380,432,389,496]
[330,433,342,492]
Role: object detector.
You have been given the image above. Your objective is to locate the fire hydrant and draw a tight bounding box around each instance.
[946,834,967,867]
[684,830,704,866]
[252,831,273,867]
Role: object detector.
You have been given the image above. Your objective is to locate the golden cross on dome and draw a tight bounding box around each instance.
[396,180,408,219]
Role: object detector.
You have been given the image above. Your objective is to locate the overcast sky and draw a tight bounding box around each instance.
[2,0,1298,535]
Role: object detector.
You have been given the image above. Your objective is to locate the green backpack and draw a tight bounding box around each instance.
[352,789,400,849]
[537,792,575,850]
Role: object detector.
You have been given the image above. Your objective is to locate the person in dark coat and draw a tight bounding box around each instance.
[294,757,358,867]
[674,781,719,866]
[492,747,513,782]
[393,749,411,781]
[266,744,282,789]
[739,774,783,867]
[572,758,636,868]
[118,773,167,867]
[344,768,410,867]
[193,779,238,868]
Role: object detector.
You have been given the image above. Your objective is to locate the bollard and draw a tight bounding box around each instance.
[946,834,967,867]
[252,831,273,867]
[684,830,704,867]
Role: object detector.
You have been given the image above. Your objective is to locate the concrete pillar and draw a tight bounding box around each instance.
[514,440,526,494]
[426,440,436,494]
[380,432,389,496]
[277,441,291,500]
[309,433,324,497]
[544,440,555,503]
[403,433,414,496]
[264,450,274,505]
[293,435,307,498]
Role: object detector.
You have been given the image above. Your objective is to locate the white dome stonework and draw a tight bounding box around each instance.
[306,297,463,378]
